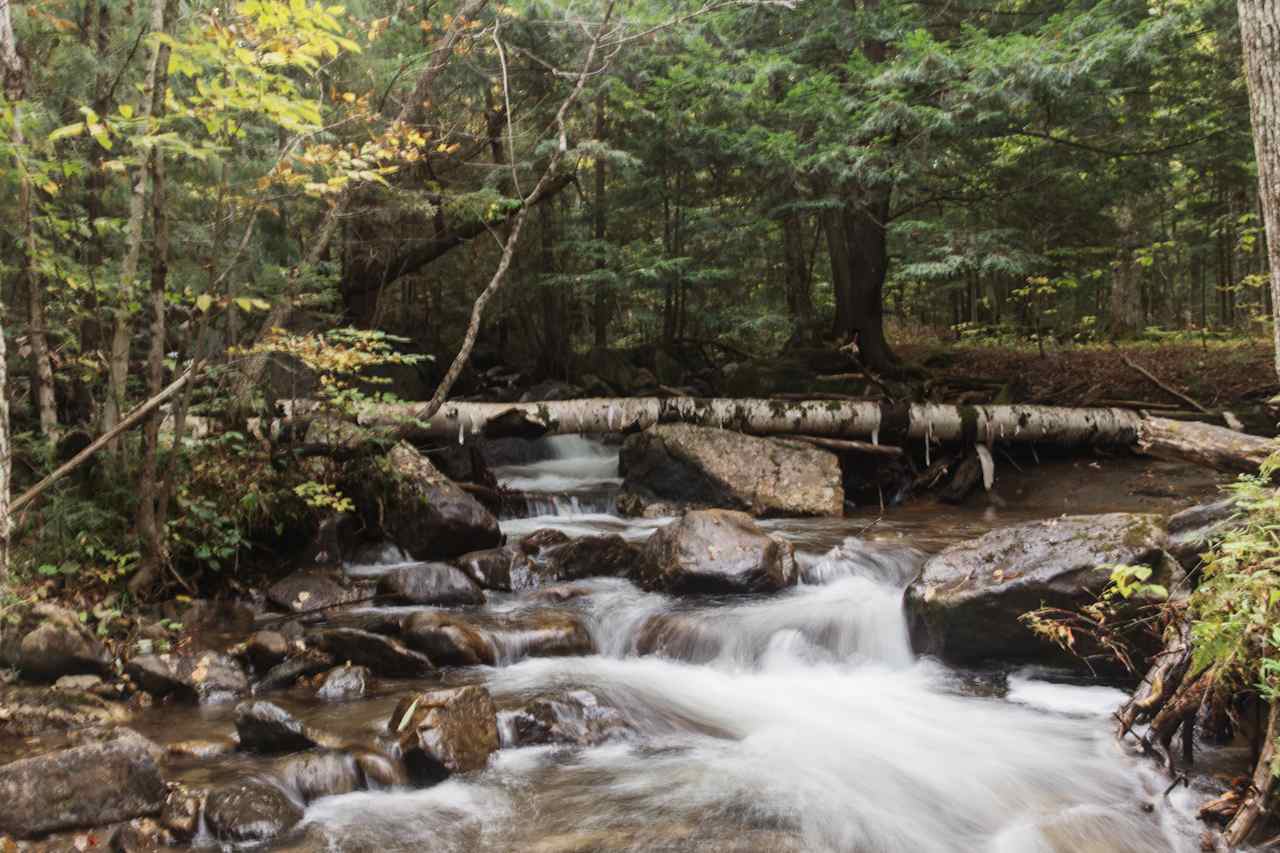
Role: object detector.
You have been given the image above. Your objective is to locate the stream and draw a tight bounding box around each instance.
[136,437,1228,852]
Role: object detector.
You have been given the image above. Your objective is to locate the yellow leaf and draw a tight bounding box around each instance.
[118,104,134,119]
[196,294,213,313]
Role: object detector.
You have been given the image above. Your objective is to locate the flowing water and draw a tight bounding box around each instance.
[146,439,1233,852]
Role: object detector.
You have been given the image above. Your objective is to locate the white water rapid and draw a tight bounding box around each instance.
[308,437,1209,852]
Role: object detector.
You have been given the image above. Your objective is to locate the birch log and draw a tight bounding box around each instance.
[277,397,1277,475]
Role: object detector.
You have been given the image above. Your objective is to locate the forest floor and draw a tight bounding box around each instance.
[907,337,1278,411]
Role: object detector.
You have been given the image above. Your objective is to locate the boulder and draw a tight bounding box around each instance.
[620,424,843,517]
[377,562,485,606]
[347,442,501,561]
[312,628,436,678]
[0,728,166,838]
[506,690,631,748]
[266,570,355,614]
[388,685,499,785]
[903,513,1177,663]
[235,700,338,754]
[401,612,497,667]
[453,546,527,591]
[0,604,112,682]
[542,534,643,582]
[1167,498,1238,569]
[316,664,370,701]
[493,611,594,661]
[125,651,249,704]
[203,781,303,845]
[638,510,799,595]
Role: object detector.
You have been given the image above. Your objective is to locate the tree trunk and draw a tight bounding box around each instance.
[782,212,814,335]
[3,13,57,437]
[103,0,168,449]
[830,194,895,370]
[0,0,21,582]
[1239,0,1280,380]
[592,92,610,348]
[137,1,175,578]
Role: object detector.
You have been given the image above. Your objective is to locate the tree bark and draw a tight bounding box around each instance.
[1238,0,1280,380]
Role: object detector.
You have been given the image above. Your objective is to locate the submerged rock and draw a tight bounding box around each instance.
[388,685,499,785]
[254,648,337,695]
[377,561,485,606]
[0,728,166,838]
[230,630,291,673]
[904,513,1178,663]
[312,628,436,678]
[506,690,631,748]
[316,664,370,701]
[125,651,249,704]
[273,749,365,803]
[620,424,844,517]
[347,442,502,561]
[400,610,593,666]
[638,509,798,594]
[203,780,303,845]
[0,603,112,682]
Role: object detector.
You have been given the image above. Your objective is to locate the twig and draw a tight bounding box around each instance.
[789,435,904,457]
[1120,353,1210,414]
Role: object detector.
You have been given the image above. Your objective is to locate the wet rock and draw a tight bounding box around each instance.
[453,545,527,591]
[236,700,338,754]
[904,513,1178,663]
[401,612,496,667]
[254,648,336,694]
[312,628,436,678]
[518,528,571,555]
[492,611,593,661]
[158,785,203,841]
[165,738,235,760]
[542,534,643,582]
[401,610,592,666]
[353,748,407,788]
[0,728,165,839]
[506,690,631,747]
[388,685,499,785]
[125,651,248,704]
[347,442,502,561]
[527,584,592,603]
[377,562,485,606]
[638,509,799,595]
[620,424,843,517]
[0,603,112,682]
[107,816,169,852]
[316,664,370,701]
[203,780,303,845]
[231,630,290,672]
[273,749,364,803]
[267,570,355,614]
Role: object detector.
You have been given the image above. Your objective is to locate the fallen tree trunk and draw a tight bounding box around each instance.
[279,397,1275,475]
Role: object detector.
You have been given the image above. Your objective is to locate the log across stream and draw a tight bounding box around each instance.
[115,439,1235,852]
[287,397,1276,476]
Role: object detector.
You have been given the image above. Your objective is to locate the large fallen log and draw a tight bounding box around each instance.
[276,397,1276,476]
